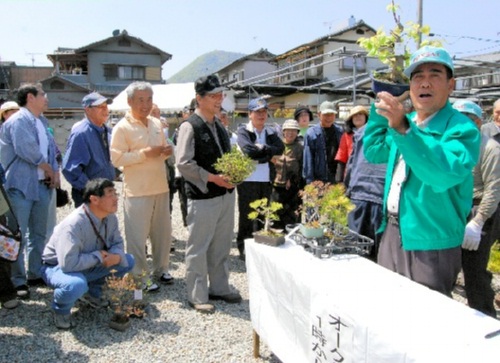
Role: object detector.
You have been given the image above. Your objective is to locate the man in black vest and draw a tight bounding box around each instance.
[176,75,242,314]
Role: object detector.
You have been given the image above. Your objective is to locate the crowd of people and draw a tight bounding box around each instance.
[0,45,499,331]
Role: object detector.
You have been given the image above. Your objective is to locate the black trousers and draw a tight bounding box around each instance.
[462,206,499,318]
[236,181,272,250]
[0,259,16,303]
[270,185,301,230]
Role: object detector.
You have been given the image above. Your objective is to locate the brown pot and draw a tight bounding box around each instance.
[253,232,285,247]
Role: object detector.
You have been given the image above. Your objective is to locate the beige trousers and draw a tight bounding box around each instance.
[123,192,171,282]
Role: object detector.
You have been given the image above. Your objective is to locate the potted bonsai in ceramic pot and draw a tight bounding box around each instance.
[105,271,146,332]
[248,197,285,246]
[298,181,355,238]
[357,0,442,96]
[214,145,256,185]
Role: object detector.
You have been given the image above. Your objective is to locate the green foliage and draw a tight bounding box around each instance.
[488,241,500,273]
[214,146,256,185]
[248,197,283,235]
[357,0,442,84]
[105,271,145,318]
[299,181,354,227]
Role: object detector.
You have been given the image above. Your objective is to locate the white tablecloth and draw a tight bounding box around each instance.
[246,239,500,363]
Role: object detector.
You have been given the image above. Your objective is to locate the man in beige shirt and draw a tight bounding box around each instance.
[110,82,173,292]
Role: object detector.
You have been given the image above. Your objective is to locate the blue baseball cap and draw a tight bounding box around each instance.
[403,46,454,78]
[248,97,268,111]
[82,92,112,108]
[452,99,483,119]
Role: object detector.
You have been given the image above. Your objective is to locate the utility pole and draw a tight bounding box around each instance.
[417,0,423,47]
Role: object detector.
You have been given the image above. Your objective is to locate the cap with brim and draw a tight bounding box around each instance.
[346,105,369,121]
[195,74,225,95]
[452,99,482,119]
[282,119,300,131]
[82,92,112,108]
[319,101,337,114]
[403,46,454,78]
[248,98,268,111]
[0,101,20,119]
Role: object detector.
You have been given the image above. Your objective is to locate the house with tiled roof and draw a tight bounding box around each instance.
[41,29,171,110]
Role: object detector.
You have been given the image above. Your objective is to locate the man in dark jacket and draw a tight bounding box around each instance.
[302,101,342,184]
[176,75,241,314]
[236,98,284,260]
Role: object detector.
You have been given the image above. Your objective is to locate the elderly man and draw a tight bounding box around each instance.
[176,74,241,314]
[41,178,134,329]
[0,83,59,299]
[110,81,173,292]
[303,101,342,184]
[235,97,284,260]
[453,99,500,317]
[364,46,480,297]
[63,92,115,207]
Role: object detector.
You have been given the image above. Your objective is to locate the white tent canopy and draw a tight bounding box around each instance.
[109,83,195,113]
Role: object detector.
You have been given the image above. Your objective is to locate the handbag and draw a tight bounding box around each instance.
[56,187,69,208]
[0,230,20,262]
[0,183,21,261]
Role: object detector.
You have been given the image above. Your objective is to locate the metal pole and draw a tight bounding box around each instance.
[352,56,357,104]
[417,0,423,47]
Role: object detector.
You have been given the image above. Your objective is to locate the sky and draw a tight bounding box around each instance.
[1,0,499,80]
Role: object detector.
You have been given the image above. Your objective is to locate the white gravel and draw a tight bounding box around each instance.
[0,177,498,362]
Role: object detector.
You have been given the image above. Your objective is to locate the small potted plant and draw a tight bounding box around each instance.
[248,197,285,246]
[214,145,256,185]
[298,182,355,238]
[105,271,146,332]
[357,0,442,95]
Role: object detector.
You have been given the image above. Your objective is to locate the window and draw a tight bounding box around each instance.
[340,57,366,71]
[103,65,145,80]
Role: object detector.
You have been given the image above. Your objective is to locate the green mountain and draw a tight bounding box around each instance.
[167,50,245,83]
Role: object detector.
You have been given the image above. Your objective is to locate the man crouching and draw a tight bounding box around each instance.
[41,178,134,329]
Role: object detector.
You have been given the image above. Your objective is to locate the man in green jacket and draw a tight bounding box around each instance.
[364,46,480,297]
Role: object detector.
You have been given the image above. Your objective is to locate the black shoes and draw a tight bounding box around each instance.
[27,278,46,287]
[208,292,242,304]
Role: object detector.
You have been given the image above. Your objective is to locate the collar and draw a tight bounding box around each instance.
[125,111,150,125]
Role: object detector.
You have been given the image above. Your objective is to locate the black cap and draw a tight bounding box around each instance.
[195,74,225,95]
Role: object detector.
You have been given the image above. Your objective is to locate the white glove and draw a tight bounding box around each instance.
[462,220,482,251]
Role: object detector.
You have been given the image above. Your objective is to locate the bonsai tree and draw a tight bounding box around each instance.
[105,271,146,331]
[248,198,284,236]
[357,0,442,85]
[214,145,256,185]
[299,181,354,227]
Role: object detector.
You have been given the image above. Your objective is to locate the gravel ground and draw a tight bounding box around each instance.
[0,178,498,363]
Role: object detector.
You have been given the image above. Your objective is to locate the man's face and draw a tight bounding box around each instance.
[93,187,119,215]
[409,63,455,119]
[86,102,109,127]
[219,112,229,127]
[297,111,310,128]
[319,112,335,128]
[128,89,153,120]
[28,87,49,115]
[197,92,222,120]
[493,103,500,127]
[250,108,268,131]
